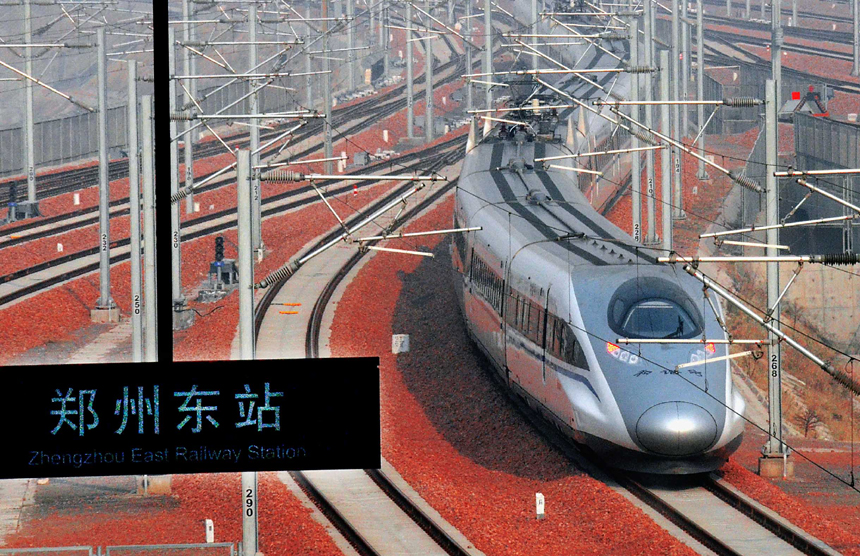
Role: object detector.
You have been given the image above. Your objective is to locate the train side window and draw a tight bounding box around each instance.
[573,341,589,370]
[544,315,554,352]
[521,300,530,334]
[561,324,576,364]
[529,303,542,344]
[506,291,518,327]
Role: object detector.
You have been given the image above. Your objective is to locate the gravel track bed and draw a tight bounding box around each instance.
[0,473,340,554]
[327,197,698,555]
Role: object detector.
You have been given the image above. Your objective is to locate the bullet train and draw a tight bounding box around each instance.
[451,75,746,472]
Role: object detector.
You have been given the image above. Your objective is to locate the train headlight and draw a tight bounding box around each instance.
[667,418,696,433]
[606,342,621,355]
[705,342,716,354]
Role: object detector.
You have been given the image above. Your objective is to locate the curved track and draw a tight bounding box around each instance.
[254,138,473,556]
[0,134,467,308]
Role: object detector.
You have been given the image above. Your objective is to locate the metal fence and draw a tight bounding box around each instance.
[0,105,128,178]
[702,72,761,135]
[740,123,766,228]
[0,76,300,179]
[788,113,860,254]
[0,544,235,556]
[104,543,235,556]
[0,548,93,556]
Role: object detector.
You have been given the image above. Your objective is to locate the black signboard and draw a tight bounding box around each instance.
[0,358,380,478]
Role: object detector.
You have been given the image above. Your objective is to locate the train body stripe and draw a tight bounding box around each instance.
[487,143,608,266]
[532,143,659,265]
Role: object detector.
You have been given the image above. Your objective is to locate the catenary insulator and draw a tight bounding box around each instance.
[729,171,764,193]
[625,65,657,74]
[171,186,191,204]
[723,97,762,107]
[814,253,860,266]
[261,169,304,182]
[631,130,658,146]
[170,112,194,121]
[255,260,300,289]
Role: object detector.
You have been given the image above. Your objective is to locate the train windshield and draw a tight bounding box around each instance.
[620,299,700,339]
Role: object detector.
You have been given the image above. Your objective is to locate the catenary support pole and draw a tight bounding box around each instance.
[128,60,143,362]
[422,0,435,143]
[370,0,375,46]
[630,17,642,243]
[238,149,255,361]
[241,473,258,556]
[764,78,784,457]
[407,1,415,138]
[95,27,116,319]
[484,0,493,110]
[531,0,539,71]
[644,0,657,243]
[24,0,37,212]
[182,0,195,215]
[746,0,751,18]
[425,0,434,143]
[772,0,782,109]
[672,0,685,219]
[682,0,690,136]
[141,96,157,362]
[249,3,264,254]
[379,1,384,46]
[660,50,672,252]
[851,0,860,77]
[323,0,334,173]
[306,3,313,107]
[696,0,709,180]
[383,6,390,79]
[465,0,473,113]
[854,0,860,76]
[347,0,356,89]
[168,27,189,329]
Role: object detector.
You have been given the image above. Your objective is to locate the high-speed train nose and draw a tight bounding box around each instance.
[635,402,718,457]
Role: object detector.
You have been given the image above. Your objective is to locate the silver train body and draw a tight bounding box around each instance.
[451,124,746,474]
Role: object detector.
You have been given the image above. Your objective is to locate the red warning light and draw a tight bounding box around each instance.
[606,342,621,354]
[791,91,801,100]
[705,343,716,354]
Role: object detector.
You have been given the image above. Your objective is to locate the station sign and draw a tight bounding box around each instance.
[0,358,380,478]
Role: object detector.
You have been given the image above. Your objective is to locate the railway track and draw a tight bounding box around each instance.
[0,45,474,248]
[705,27,855,62]
[257,135,839,556]
[702,13,857,47]
[0,36,464,208]
[479,349,838,556]
[252,135,472,555]
[702,0,856,25]
[291,467,475,556]
[0,134,467,308]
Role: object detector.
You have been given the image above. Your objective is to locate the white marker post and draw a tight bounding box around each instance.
[205,518,215,543]
[536,492,545,520]
[242,472,257,555]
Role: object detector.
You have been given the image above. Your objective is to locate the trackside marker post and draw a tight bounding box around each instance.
[536,493,545,520]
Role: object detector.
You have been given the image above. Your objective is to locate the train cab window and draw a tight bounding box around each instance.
[560,323,589,370]
[620,299,699,339]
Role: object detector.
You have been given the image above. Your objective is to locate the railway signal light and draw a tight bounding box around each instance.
[215,236,225,264]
